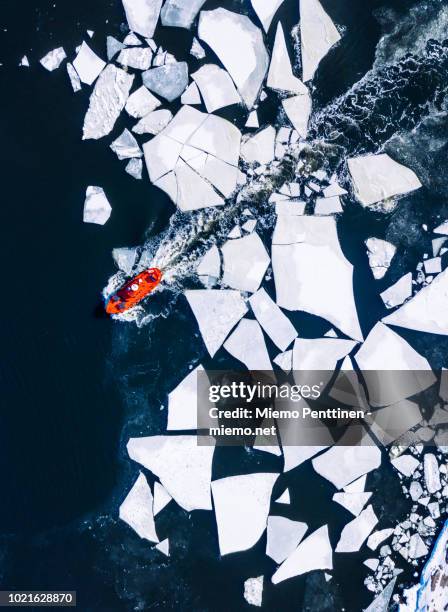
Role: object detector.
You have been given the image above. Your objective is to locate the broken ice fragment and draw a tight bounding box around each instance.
[266,516,308,564]
[110,128,142,160]
[244,576,263,607]
[66,63,82,92]
[19,55,29,67]
[282,93,312,139]
[347,153,422,207]
[132,109,173,135]
[181,82,201,105]
[83,186,111,225]
[273,350,292,372]
[198,9,269,108]
[142,62,188,102]
[424,453,441,493]
[190,37,205,59]
[313,446,381,490]
[275,489,290,504]
[224,319,272,370]
[153,481,172,516]
[292,337,357,373]
[333,492,372,517]
[241,126,276,165]
[434,220,448,235]
[161,0,207,29]
[192,64,240,113]
[367,528,394,551]
[344,475,367,493]
[125,158,143,179]
[408,533,428,559]
[268,22,307,95]
[335,505,378,553]
[365,238,397,280]
[365,578,397,612]
[245,111,259,129]
[155,538,170,556]
[123,32,141,46]
[272,525,332,584]
[222,233,270,293]
[242,219,257,233]
[197,245,220,284]
[113,247,137,274]
[127,435,215,511]
[119,472,159,543]
[251,0,285,32]
[107,36,125,60]
[249,288,297,351]
[167,365,205,431]
[323,178,347,198]
[314,195,343,215]
[380,273,412,309]
[40,47,66,71]
[391,454,419,477]
[121,0,162,38]
[423,256,441,275]
[300,0,340,82]
[185,289,247,357]
[212,473,278,555]
[72,42,105,85]
[83,65,134,140]
[125,85,160,118]
[117,46,152,70]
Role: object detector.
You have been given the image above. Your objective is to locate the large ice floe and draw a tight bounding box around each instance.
[299,0,341,82]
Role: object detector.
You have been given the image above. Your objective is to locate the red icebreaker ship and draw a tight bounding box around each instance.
[105,268,162,315]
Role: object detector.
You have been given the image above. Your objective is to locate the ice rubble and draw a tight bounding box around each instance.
[244,576,263,607]
[241,126,276,165]
[40,47,66,71]
[267,23,307,95]
[224,319,272,370]
[125,86,160,119]
[117,46,153,70]
[119,472,159,543]
[121,0,162,38]
[127,435,215,511]
[191,64,240,113]
[299,0,341,82]
[249,288,297,351]
[133,109,173,135]
[424,453,441,494]
[271,525,333,584]
[335,505,378,553]
[198,9,269,108]
[83,186,112,225]
[282,94,312,139]
[272,216,363,341]
[72,42,105,85]
[211,473,278,555]
[161,0,207,29]
[125,158,143,179]
[251,0,285,32]
[266,516,308,564]
[142,62,188,102]
[383,268,448,335]
[83,65,134,140]
[67,63,82,92]
[312,446,381,490]
[185,289,248,357]
[222,233,270,293]
[110,129,142,160]
[181,82,201,105]
[365,238,396,280]
[167,365,205,430]
[143,106,241,211]
[380,273,412,309]
[347,153,422,207]
[153,481,172,516]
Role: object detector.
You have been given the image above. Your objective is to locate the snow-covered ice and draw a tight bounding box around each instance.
[292,337,357,372]
[72,42,106,85]
[299,0,341,82]
[424,453,441,494]
[155,538,170,556]
[282,93,312,139]
[119,472,159,543]
[266,516,308,564]
[365,238,397,280]
[223,319,272,370]
[192,64,240,113]
[142,62,188,102]
[241,126,276,165]
[117,46,152,70]
[244,576,263,607]
[125,86,160,118]
[267,22,308,95]
[167,365,206,431]
[110,128,142,160]
[125,158,143,179]
[273,350,292,372]
[190,37,205,59]
[275,489,290,504]
[380,273,412,309]
[222,234,270,293]
[181,82,201,106]
[335,505,378,553]
[107,36,125,60]
[83,186,112,225]
[40,47,66,71]
[314,195,343,215]
[66,63,82,92]
[121,0,162,38]
[333,492,372,517]
[133,109,172,135]
[197,245,220,280]
[391,454,419,477]
[366,528,393,551]
[249,288,297,351]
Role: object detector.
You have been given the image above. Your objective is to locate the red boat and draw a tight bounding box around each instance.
[105,268,163,314]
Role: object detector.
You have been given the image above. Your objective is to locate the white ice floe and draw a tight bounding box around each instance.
[222,234,270,293]
[122,0,162,38]
[119,472,159,543]
[273,350,292,372]
[383,268,448,335]
[125,85,160,118]
[241,126,276,165]
[391,454,419,477]
[332,492,372,517]
[161,0,207,29]
[181,82,201,105]
[40,47,66,71]
[424,453,441,494]
[434,220,448,235]
[365,238,397,280]
[344,475,367,493]
[272,216,363,341]
[266,516,308,564]
[335,505,378,553]
[299,0,341,82]
[347,153,422,207]
[275,489,290,504]
[155,538,170,556]
[83,186,112,225]
[354,322,435,407]
[244,576,263,607]
[190,37,206,59]
[380,273,412,309]
[110,129,142,160]
[424,256,442,274]
[408,533,428,559]
[212,472,278,555]
[127,435,215,511]
[125,158,143,179]
[72,42,105,85]
[19,55,29,67]
[167,365,205,431]
[314,195,343,215]
[198,8,269,108]
[153,481,172,516]
[245,111,259,129]
[249,288,297,351]
[272,525,332,584]
[275,200,306,216]
[192,64,240,113]
[66,63,82,92]
[251,0,285,32]
[117,46,152,70]
[224,319,272,370]
[185,289,248,357]
[313,446,381,490]
[113,247,137,274]
[367,528,394,551]
[133,109,173,135]
[292,337,357,372]
[83,65,134,140]
[282,93,312,140]
[142,61,188,102]
[268,22,307,95]
[107,36,125,60]
[197,245,220,280]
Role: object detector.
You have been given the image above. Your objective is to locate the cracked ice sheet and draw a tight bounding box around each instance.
[249,288,297,351]
[212,473,278,555]
[119,472,159,543]
[222,233,270,293]
[335,505,378,553]
[300,0,341,82]
[198,8,269,108]
[223,319,272,370]
[127,435,215,511]
[72,42,105,85]
[272,216,363,341]
[192,64,240,113]
[312,446,381,490]
[83,65,134,140]
[122,0,162,38]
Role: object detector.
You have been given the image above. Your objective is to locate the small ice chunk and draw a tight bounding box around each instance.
[335,505,378,553]
[122,0,163,38]
[117,46,152,70]
[249,288,297,351]
[155,538,170,556]
[181,82,201,105]
[113,247,137,274]
[83,186,111,225]
[66,63,82,92]
[273,350,292,372]
[424,257,442,275]
[251,0,285,32]
[364,558,379,572]
[347,153,422,207]
[190,37,206,59]
[245,111,259,129]
[126,85,160,118]
[110,129,142,160]
[83,65,134,140]
[275,489,290,504]
[282,93,312,139]
[167,365,205,431]
[268,22,308,95]
[244,576,263,607]
[266,516,308,563]
[185,289,248,357]
[212,473,278,555]
[197,245,220,279]
[198,8,269,108]
[161,0,207,30]
[125,158,143,179]
[367,528,394,551]
[323,179,347,198]
[380,273,412,309]
[432,237,446,257]
[224,319,272,370]
[300,0,341,82]
[127,435,215,511]
[391,454,419,477]
[107,36,125,60]
[241,126,276,165]
[119,472,159,543]
[133,109,173,135]
[40,47,66,71]
[313,446,381,490]
[408,533,428,559]
[222,233,270,293]
[142,61,188,102]
[365,238,397,280]
[272,525,332,583]
[192,64,240,113]
[19,55,29,67]
[153,481,172,516]
[424,453,441,493]
[72,42,106,85]
[333,492,372,517]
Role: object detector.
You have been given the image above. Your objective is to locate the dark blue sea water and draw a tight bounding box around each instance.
[1,0,448,610]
